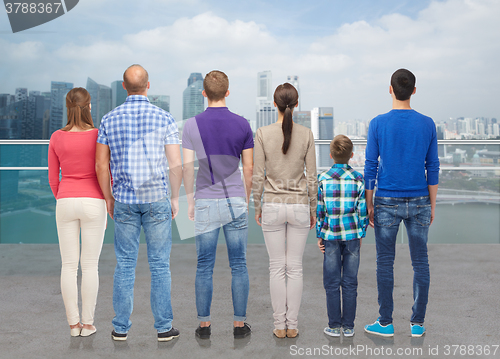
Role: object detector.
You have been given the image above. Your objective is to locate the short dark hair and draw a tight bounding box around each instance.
[330,135,353,164]
[391,68,416,101]
[204,70,229,101]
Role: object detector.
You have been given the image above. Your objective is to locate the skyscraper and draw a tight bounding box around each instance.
[148,95,170,112]
[255,70,276,131]
[111,80,127,109]
[311,107,334,169]
[293,111,311,129]
[286,75,301,111]
[86,77,111,128]
[49,81,73,136]
[182,73,204,121]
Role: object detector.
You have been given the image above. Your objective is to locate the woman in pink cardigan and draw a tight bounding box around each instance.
[48,88,109,337]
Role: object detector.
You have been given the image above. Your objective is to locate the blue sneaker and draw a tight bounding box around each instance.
[324,327,341,337]
[364,319,394,337]
[411,323,426,337]
[342,328,355,337]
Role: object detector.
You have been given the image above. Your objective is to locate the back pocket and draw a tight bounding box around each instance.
[375,205,398,227]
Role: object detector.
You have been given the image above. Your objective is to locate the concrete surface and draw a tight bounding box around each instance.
[0,243,499,359]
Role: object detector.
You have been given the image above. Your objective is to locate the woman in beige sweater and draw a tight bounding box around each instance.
[253,83,317,338]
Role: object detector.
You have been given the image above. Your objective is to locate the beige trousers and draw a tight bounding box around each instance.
[261,203,310,330]
[56,198,106,326]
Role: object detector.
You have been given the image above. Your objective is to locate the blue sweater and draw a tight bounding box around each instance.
[364,109,440,197]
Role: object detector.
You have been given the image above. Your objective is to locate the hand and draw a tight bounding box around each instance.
[106,198,115,220]
[171,198,179,219]
[255,213,262,226]
[317,238,325,253]
[368,203,374,228]
[309,216,316,230]
[188,200,195,221]
[430,206,435,225]
[360,238,362,248]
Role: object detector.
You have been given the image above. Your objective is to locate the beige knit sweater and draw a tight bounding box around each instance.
[253,122,318,216]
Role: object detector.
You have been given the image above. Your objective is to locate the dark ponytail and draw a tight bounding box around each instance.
[274,83,298,155]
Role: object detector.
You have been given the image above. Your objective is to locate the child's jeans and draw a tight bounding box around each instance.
[323,239,360,330]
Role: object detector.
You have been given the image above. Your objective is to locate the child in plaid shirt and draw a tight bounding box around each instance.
[317,135,368,337]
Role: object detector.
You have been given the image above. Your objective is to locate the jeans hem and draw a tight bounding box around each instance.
[234,316,247,322]
[197,315,211,321]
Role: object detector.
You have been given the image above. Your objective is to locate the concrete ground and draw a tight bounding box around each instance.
[0,243,499,359]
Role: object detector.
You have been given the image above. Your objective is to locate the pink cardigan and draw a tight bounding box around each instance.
[48,129,104,200]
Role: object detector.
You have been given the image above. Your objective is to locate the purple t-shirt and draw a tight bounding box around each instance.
[182,107,254,199]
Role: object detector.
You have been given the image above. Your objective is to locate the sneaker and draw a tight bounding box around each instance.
[195,325,211,339]
[233,323,251,339]
[364,319,394,337]
[342,328,355,337]
[158,327,180,342]
[323,327,341,337]
[111,330,127,341]
[411,323,426,337]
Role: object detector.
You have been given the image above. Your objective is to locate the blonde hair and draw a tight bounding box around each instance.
[62,87,94,131]
[330,135,353,164]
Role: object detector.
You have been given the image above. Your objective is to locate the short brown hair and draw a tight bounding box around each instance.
[123,64,149,94]
[203,70,229,101]
[330,135,353,164]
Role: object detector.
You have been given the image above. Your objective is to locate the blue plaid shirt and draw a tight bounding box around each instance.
[316,164,368,241]
[97,95,180,204]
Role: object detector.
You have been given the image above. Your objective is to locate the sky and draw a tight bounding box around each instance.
[1,0,499,124]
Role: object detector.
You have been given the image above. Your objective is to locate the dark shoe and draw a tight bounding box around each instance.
[111,330,127,341]
[158,327,180,342]
[234,323,251,339]
[195,325,211,339]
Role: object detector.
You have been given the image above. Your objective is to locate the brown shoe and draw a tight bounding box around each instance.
[286,328,299,338]
[273,329,286,338]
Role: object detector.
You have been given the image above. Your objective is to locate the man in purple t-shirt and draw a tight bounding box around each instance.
[182,70,254,339]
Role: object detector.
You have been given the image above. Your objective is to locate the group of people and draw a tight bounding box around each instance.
[48,65,439,342]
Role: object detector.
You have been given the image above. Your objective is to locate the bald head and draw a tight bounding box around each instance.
[123,64,149,95]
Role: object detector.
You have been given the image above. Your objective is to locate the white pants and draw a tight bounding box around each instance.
[261,203,310,330]
[56,198,106,326]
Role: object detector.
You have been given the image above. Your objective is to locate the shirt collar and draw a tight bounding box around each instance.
[125,95,150,102]
[332,163,351,169]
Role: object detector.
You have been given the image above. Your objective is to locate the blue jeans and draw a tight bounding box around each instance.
[374,196,431,325]
[112,198,173,334]
[323,239,360,330]
[194,197,249,322]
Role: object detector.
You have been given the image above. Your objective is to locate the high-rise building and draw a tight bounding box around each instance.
[86,78,111,128]
[255,71,276,131]
[182,73,204,121]
[111,80,127,109]
[311,107,334,169]
[148,95,170,113]
[286,75,301,111]
[293,111,311,129]
[49,81,73,136]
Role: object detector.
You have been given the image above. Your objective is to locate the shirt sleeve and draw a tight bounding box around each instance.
[306,130,317,216]
[164,114,180,145]
[242,121,254,150]
[357,179,368,237]
[316,177,326,239]
[96,119,108,146]
[364,118,379,191]
[252,128,265,216]
[181,119,194,150]
[48,135,60,199]
[425,122,440,185]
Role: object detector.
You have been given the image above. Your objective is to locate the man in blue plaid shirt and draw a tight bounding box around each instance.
[96,64,182,342]
[317,135,368,338]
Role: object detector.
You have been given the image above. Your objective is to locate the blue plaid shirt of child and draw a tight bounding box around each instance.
[97,95,180,204]
[316,164,368,241]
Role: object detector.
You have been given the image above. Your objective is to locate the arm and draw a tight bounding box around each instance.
[364,120,378,228]
[182,148,196,221]
[306,131,318,229]
[48,139,60,198]
[241,148,253,205]
[252,129,265,226]
[365,189,374,228]
[428,184,438,225]
[357,180,368,246]
[316,179,326,253]
[165,144,182,219]
[95,143,114,219]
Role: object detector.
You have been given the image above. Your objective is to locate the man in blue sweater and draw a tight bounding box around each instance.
[363,69,440,338]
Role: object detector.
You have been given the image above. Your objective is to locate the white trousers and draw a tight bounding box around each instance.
[261,203,310,330]
[56,198,106,326]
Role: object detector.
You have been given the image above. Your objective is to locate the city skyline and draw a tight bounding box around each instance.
[1,0,499,125]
